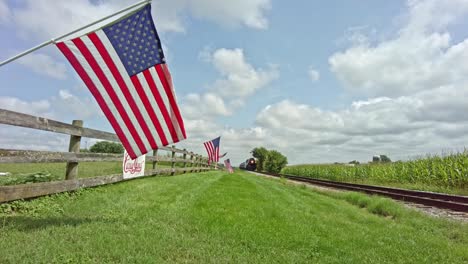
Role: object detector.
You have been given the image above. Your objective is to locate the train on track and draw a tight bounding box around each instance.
[239,158,257,171]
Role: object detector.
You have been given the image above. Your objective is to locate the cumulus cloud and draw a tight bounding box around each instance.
[403,0,468,34]
[17,53,68,80]
[11,0,114,39]
[8,0,271,40]
[181,93,231,119]
[329,0,468,97]
[0,96,52,117]
[0,0,10,24]
[308,66,320,81]
[0,91,103,152]
[52,89,101,120]
[186,0,271,29]
[179,0,468,164]
[0,89,100,122]
[181,47,278,121]
[255,94,468,163]
[300,0,468,162]
[257,100,343,131]
[208,48,279,97]
[0,125,70,152]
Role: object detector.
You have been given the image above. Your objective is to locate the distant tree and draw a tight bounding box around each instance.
[380,155,392,163]
[90,141,124,154]
[80,148,90,153]
[372,155,381,163]
[348,160,360,165]
[251,147,268,171]
[264,150,288,173]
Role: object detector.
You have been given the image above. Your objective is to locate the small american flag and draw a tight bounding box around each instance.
[203,136,220,164]
[224,159,234,173]
[56,4,186,159]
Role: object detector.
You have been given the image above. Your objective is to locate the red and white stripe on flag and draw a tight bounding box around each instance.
[56,31,186,159]
[203,141,219,164]
[224,159,233,173]
[204,142,214,163]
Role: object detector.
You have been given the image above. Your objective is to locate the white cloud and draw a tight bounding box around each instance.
[403,0,468,34]
[208,48,279,98]
[0,90,100,122]
[59,90,73,100]
[181,93,231,119]
[17,53,67,80]
[11,0,114,39]
[0,96,51,116]
[181,47,278,121]
[307,66,320,82]
[408,84,468,123]
[314,0,468,163]
[0,0,10,24]
[8,0,271,40]
[187,0,271,29]
[0,92,102,153]
[329,0,468,97]
[255,93,468,163]
[53,89,101,120]
[0,125,70,152]
[257,100,342,131]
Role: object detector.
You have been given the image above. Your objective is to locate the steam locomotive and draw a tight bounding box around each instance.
[239,158,257,171]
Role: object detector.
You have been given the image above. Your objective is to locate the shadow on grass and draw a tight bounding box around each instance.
[1,215,115,231]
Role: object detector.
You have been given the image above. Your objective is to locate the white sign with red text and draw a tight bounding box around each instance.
[122,150,146,179]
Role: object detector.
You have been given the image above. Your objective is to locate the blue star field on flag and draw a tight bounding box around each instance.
[104,5,165,76]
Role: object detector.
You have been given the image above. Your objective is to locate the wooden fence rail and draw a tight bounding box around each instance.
[0,108,215,203]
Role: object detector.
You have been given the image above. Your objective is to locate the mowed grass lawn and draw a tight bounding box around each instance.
[0,161,175,185]
[1,171,467,263]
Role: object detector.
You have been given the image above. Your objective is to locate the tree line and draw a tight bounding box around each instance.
[81,141,124,154]
[251,147,288,173]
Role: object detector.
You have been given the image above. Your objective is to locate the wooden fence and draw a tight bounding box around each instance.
[0,108,214,203]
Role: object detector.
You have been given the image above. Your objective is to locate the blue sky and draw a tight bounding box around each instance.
[1,0,468,165]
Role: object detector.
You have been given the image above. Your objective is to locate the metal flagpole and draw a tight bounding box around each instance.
[0,0,151,67]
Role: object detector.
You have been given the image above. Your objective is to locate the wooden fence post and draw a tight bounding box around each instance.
[182,149,187,174]
[197,155,201,172]
[201,156,204,172]
[200,155,204,172]
[152,149,158,170]
[189,152,194,173]
[65,120,83,180]
[171,145,176,175]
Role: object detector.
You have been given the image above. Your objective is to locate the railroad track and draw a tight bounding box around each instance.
[255,172,468,213]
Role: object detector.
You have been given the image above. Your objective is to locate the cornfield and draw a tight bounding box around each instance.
[282,151,468,190]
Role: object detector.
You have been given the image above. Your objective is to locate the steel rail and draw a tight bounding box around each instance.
[255,172,468,213]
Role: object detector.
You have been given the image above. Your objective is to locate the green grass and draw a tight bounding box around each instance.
[0,161,183,185]
[1,171,467,263]
[283,151,468,195]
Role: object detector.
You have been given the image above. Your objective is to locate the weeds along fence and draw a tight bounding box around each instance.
[0,108,215,203]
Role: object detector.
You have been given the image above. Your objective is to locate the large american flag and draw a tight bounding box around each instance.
[203,137,220,164]
[56,4,186,159]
